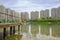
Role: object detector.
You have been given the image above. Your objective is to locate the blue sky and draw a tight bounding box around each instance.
[0,0,60,12]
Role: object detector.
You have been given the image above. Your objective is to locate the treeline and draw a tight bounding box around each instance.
[28,17,60,22]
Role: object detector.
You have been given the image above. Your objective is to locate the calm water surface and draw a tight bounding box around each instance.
[0,22,60,40]
[21,22,60,40]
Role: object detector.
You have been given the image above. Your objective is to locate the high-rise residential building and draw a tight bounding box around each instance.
[0,5,21,23]
[51,8,57,18]
[40,9,49,18]
[5,8,11,15]
[0,5,6,19]
[18,12,20,22]
[14,12,17,19]
[40,10,44,18]
[20,12,25,20]
[5,8,11,20]
[16,12,20,19]
[9,10,13,19]
[11,10,15,19]
[15,12,20,22]
[31,11,39,19]
[0,13,6,19]
[57,7,60,18]
[12,10,16,22]
[44,9,49,17]
[21,12,29,20]
[24,12,29,20]
[0,5,5,13]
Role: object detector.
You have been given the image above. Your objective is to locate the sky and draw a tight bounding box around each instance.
[0,0,60,12]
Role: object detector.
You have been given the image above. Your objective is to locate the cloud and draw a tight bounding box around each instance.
[0,0,17,7]
[0,0,60,12]
[8,0,45,12]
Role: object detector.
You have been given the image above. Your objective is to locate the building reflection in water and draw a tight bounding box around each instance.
[52,25,60,37]
[0,23,60,40]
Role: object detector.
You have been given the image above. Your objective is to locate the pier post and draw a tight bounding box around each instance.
[18,25,20,34]
[3,28,6,39]
[13,26,15,34]
[10,26,13,35]
[20,26,21,34]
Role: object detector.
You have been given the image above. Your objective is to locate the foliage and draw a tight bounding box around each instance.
[0,18,20,23]
[28,17,60,22]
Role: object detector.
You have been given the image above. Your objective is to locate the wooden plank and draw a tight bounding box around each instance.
[0,23,22,28]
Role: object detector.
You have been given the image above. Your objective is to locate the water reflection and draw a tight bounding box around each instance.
[41,26,50,35]
[50,27,52,38]
[38,26,41,35]
[21,23,60,40]
[0,23,60,40]
[52,25,60,37]
[31,24,39,34]
[28,25,31,34]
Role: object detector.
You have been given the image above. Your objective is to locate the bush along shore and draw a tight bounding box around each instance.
[0,18,20,23]
[28,17,60,22]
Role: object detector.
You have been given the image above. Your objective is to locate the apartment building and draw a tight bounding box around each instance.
[40,9,49,18]
[0,5,5,13]
[21,12,29,21]
[40,10,44,18]
[57,7,60,18]
[44,9,49,17]
[51,8,57,18]
[31,11,39,19]
[24,12,29,20]
[0,5,6,19]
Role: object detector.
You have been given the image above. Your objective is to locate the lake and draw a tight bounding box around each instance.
[0,22,60,40]
[21,22,60,40]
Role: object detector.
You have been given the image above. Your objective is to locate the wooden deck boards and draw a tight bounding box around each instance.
[0,23,22,28]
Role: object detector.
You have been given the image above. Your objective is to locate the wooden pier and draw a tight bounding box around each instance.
[0,23,22,40]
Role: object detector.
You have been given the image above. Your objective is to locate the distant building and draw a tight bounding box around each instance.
[24,12,29,20]
[51,8,57,18]
[40,10,44,18]
[10,10,14,19]
[5,8,12,21]
[0,5,21,23]
[5,8,11,20]
[0,5,6,19]
[40,9,49,18]
[57,7,60,18]
[16,12,20,19]
[0,5,5,13]
[21,12,29,20]
[21,12,25,20]
[0,13,6,19]
[5,8,11,15]
[31,11,39,19]
[52,7,60,18]
[44,9,49,17]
